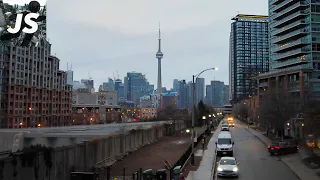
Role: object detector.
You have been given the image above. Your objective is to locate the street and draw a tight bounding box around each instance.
[216,121,300,180]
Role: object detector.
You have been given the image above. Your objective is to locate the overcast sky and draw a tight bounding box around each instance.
[7,0,268,89]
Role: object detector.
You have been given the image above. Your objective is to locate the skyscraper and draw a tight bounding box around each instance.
[195,78,205,104]
[115,79,124,99]
[205,85,212,105]
[156,24,163,95]
[211,81,225,107]
[107,78,115,91]
[66,70,74,85]
[223,85,230,105]
[257,0,320,102]
[229,14,269,103]
[177,80,187,109]
[126,72,148,104]
[173,79,179,92]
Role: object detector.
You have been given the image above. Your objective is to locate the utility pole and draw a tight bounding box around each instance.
[191,75,195,165]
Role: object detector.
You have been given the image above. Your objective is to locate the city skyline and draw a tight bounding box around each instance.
[47,0,268,89]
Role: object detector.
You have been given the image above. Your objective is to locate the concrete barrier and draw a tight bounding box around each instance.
[0,121,186,180]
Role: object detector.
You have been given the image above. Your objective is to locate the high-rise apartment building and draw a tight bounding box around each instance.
[195,78,205,104]
[0,44,72,128]
[229,14,269,103]
[258,0,320,102]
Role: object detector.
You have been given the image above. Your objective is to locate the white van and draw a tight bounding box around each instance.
[215,133,234,156]
[221,124,229,131]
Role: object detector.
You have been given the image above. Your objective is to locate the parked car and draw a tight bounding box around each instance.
[267,140,298,155]
[217,157,239,178]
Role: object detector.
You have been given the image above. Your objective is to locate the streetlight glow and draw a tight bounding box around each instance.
[208,115,212,117]
[191,66,217,165]
[287,123,290,126]
[202,116,206,120]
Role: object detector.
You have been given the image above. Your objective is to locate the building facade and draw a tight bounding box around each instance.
[223,85,230,105]
[211,80,225,107]
[173,79,179,92]
[195,78,205,105]
[258,0,320,103]
[81,79,94,89]
[0,44,73,128]
[161,92,178,109]
[66,70,73,85]
[114,79,124,99]
[125,72,148,104]
[73,91,118,106]
[205,84,212,105]
[72,91,120,124]
[230,14,269,103]
[140,108,157,120]
[177,80,188,109]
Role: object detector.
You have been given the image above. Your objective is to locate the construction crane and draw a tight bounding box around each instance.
[88,73,92,80]
[116,70,120,80]
[113,72,116,81]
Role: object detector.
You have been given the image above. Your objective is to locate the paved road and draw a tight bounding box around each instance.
[216,121,300,180]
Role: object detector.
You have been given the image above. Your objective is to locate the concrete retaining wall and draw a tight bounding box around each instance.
[0,122,186,180]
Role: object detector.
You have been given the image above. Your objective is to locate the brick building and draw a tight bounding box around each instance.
[0,43,72,128]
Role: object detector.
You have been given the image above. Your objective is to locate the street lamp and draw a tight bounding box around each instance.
[202,116,206,120]
[191,67,217,165]
[208,115,211,118]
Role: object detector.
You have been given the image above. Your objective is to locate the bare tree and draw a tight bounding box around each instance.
[232,103,248,121]
[258,89,297,139]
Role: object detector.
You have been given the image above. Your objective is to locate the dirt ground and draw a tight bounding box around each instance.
[109,135,192,176]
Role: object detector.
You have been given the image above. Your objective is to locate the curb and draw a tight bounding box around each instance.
[245,128,302,180]
[210,123,222,180]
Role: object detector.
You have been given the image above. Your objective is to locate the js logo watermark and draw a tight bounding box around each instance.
[7,13,39,34]
[0,0,46,46]
[7,0,42,34]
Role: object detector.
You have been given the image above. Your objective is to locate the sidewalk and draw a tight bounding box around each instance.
[186,124,221,180]
[244,122,320,180]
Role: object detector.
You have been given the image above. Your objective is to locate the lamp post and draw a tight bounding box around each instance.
[191,67,217,165]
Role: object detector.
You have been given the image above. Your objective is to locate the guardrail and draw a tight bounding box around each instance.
[211,148,218,180]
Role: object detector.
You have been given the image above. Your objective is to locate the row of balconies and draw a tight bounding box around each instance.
[271,1,309,21]
[272,28,309,44]
[272,38,309,53]
[259,81,310,93]
[272,20,308,36]
[272,47,310,61]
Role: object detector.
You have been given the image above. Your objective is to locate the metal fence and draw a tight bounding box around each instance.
[105,167,167,180]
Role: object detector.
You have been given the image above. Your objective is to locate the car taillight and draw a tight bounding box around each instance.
[274,146,279,149]
[267,146,270,149]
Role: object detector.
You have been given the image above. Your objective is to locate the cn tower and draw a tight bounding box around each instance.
[156,23,163,95]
